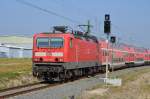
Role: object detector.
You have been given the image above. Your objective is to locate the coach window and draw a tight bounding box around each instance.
[102,50,104,56]
[105,50,107,56]
[103,50,105,56]
[70,38,73,48]
[126,53,128,56]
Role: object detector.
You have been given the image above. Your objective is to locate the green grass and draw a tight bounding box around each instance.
[84,67,150,99]
[0,58,31,65]
[0,58,33,89]
[0,72,20,79]
[118,68,150,84]
[105,68,150,98]
[0,58,32,77]
[142,84,150,93]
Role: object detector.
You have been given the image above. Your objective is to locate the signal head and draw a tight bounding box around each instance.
[105,14,110,21]
[110,36,116,43]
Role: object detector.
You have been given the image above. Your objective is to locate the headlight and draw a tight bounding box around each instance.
[52,52,63,57]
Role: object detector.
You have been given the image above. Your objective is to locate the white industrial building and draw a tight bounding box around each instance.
[0,36,32,58]
[0,43,32,58]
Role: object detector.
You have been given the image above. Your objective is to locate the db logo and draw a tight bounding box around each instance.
[46,52,51,56]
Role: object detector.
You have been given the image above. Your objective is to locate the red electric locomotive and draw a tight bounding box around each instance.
[32,26,100,81]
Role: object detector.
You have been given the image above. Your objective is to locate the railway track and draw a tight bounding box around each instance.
[0,78,85,98]
[0,65,149,99]
[0,75,94,99]
[0,81,59,99]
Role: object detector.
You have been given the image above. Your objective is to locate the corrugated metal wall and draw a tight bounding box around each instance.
[23,49,32,58]
[9,47,22,58]
[0,45,9,58]
[0,44,32,58]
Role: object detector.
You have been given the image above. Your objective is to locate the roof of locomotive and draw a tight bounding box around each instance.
[34,32,71,37]
[33,31,98,43]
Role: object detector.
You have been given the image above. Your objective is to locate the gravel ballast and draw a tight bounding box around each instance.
[10,66,150,99]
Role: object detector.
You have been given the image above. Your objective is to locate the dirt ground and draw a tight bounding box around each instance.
[0,73,39,90]
[80,67,150,99]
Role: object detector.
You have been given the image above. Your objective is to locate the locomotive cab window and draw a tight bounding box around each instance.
[36,37,64,48]
[37,37,49,47]
[50,38,63,47]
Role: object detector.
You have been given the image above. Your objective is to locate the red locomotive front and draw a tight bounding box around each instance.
[33,33,68,63]
[32,32,72,81]
[32,26,100,81]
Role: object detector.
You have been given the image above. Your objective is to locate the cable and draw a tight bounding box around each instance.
[16,0,81,24]
[110,23,145,48]
[111,23,133,42]
[47,0,99,33]
[111,23,129,34]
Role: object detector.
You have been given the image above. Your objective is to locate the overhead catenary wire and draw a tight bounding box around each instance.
[46,0,101,33]
[12,0,137,43]
[111,23,135,43]
[15,0,104,35]
[16,0,81,25]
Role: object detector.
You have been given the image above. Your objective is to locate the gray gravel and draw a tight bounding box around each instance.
[10,66,150,99]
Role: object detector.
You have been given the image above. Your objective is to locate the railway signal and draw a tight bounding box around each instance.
[104,14,111,80]
[110,36,116,72]
[110,36,116,43]
[104,14,111,34]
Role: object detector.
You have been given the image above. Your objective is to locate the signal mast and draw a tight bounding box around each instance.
[104,14,111,79]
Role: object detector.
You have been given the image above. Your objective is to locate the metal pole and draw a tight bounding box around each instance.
[112,43,114,72]
[87,20,91,34]
[105,34,109,79]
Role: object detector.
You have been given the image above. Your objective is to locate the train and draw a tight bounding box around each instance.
[32,26,150,81]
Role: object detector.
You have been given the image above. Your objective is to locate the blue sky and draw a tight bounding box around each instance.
[0,0,150,48]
